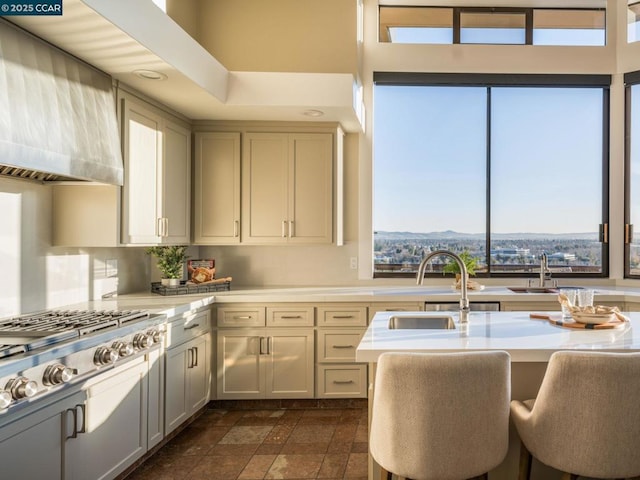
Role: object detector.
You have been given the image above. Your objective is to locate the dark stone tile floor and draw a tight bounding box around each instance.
[125,405,369,480]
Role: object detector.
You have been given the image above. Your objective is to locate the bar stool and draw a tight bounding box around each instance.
[370,351,511,480]
[511,351,640,480]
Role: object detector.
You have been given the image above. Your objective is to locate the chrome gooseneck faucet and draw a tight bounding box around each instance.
[539,252,552,288]
[416,250,470,324]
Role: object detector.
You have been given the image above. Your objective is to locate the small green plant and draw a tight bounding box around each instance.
[146,245,189,279]
[442,250,478,276]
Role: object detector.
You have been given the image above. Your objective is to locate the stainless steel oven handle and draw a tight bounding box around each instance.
[65,407,78,439]
[77,404,86,434]
[184,323,200,331]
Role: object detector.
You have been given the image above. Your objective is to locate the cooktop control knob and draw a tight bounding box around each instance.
[149,329,162,343]
[133,332,153,350]
[112,341,134,357]
[43,364,76,386]
[94,347,118,366]
[0,390,12,409]
[6,377,38,400]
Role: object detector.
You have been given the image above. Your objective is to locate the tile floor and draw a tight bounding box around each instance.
[126,406,369,480]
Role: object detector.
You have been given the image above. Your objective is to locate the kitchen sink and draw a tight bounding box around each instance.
[508,287,558,294]
[388,313,456,330]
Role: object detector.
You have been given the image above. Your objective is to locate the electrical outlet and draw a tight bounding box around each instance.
[350,257,358,270]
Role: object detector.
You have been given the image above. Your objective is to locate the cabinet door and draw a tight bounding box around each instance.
[289,134,333,244]
[0,391,83,480]
[147,348,164,449]
[165,342,189,435]
[187,334,210,413]
[217,329,265,399]
[66,359,148,480]
[265,329,314,399]
[160,120,191,244]
[242,133,289,243]
[121,98,162,244]
[194,132,241,244]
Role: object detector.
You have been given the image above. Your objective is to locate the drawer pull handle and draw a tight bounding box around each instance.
[333,380,355,385]
[332,315,354,319]
[233,316,253,320]
[332,345,354,349]
[184,323,200,330]
[281,315,302,319]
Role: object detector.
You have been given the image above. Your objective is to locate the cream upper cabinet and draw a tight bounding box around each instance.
[193,132,241,244]
[121,94,191,245]
[242,132,334,244]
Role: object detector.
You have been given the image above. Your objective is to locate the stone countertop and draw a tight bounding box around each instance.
[356,310,640,363]
[33,284,640,320]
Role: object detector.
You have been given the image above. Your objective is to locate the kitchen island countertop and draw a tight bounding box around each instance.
[356,310,640,363]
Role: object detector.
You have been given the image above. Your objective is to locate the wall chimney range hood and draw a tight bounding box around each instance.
[0,20,124,185]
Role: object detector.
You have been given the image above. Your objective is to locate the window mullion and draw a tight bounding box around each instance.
[486,87,492,275]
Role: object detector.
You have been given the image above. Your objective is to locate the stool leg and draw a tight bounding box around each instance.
[560,473,578,480]
[518,440,533,480]
[380,467,392,480]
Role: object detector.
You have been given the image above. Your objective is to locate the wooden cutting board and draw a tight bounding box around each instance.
[530,313,627,330]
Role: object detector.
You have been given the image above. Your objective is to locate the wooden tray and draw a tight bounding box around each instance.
[530,313,627,330]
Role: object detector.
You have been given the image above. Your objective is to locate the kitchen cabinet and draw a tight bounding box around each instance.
[217,328,314,399]
[193,132,241,244]
[241,132,335,244]
[164,309,211,435]
[316,304,369,399]
[120,93,191,245]
[0,390,84,480]
[216,304,314,399]
[65,357,149,480]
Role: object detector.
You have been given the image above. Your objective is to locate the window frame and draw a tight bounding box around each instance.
[373,72,611,279]
[624,71,640,278]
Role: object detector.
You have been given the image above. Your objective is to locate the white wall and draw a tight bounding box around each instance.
[0,177,150,316]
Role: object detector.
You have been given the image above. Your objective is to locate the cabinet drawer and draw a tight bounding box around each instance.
[369,302,423,322]
[316,306,367,327]
[266,306,314,327]
[316,365,367,398]
[166,309,210,348]
[317,329,364,363]
[217,306,266,327]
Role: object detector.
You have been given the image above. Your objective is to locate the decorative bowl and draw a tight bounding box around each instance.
[571,311,615,325]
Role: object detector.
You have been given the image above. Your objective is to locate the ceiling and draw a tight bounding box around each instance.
[8,0,363,131]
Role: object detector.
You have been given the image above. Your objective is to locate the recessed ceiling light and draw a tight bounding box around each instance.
[133,69,168,81]
[303,109,325,117]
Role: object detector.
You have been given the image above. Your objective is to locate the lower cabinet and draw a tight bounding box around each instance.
[65,358,149,480]
[217,328,314,399]
[0,390,85,480]
[164,309,211,436]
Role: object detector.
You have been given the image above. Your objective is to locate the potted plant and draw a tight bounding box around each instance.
[146,245,189,286]
[442,250,478,281]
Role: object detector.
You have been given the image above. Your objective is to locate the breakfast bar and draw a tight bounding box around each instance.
[356,310,640,480]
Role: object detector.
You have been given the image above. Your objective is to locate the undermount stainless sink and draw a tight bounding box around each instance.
[508,287,558,294]
[388,313,456,330]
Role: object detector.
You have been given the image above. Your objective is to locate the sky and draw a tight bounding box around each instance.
[373,85,603,235]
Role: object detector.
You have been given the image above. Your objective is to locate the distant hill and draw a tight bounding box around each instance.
[374,230,599,241]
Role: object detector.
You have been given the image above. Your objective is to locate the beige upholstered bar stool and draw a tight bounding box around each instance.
[511,351,640,480]
[370,351,511,480]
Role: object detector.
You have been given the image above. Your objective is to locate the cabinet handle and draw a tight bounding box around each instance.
[76,404,86,434]
[332,315,354,319]
[289,221,294,238]
[156,218,163,237]
[193,347,198,367]
[280,315,302,319]
[233,316,253,320]
[65,407,78,439]
[282,220,287,237]
[332,345,354,349]
[187,347,193,368]
[164,218,169,237]
[333,380,355,385]
[184,323,200,330]
[259,336,267,355]
[267,336,272,355]
[234,220,239,237]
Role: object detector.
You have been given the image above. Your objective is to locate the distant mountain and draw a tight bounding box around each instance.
[374,230,599,241]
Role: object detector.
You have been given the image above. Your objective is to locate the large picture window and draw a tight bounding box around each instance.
[374,73,609,278]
